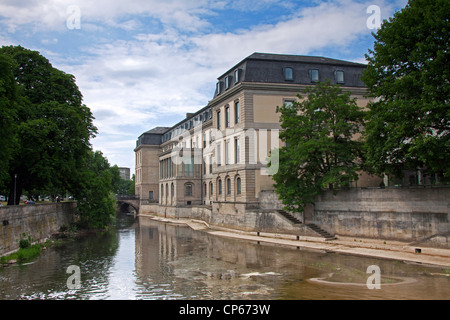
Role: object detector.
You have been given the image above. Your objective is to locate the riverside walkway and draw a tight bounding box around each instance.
[140,214,450,268]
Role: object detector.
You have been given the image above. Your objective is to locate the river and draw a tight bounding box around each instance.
[0,215,449,300]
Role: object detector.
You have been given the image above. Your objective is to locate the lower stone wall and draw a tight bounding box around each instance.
[141,187,450,245]
[312,187,450,243]
[140,203,315,237]
[0,202,76,256]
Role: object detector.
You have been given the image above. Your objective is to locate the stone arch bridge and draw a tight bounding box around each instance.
[116,195,140,214]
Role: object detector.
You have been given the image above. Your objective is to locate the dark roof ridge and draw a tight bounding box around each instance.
[218,52,367,79]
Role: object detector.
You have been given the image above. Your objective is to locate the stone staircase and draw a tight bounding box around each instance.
[306,223,336,240]
[277,210,336,240]
[278,210,302,224]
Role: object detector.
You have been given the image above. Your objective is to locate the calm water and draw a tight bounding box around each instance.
[1,215,449,300]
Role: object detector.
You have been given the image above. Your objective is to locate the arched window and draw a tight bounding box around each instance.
[236,177,241,195]
[218,179,222,195]
[226,178,231,195]
[210,182,213,198]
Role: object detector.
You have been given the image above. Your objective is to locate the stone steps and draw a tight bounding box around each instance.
[306,223,336,240]
[277,210,302,224]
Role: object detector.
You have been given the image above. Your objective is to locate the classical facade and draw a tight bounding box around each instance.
[135,52,380,216]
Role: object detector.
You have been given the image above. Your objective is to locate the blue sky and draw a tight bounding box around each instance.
[0,0,407,174]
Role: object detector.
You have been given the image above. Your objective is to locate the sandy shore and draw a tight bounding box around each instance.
[139,214,450,268]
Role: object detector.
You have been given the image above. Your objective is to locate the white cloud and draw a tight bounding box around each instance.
[1,0,404,172]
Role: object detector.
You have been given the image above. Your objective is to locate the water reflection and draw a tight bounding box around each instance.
[0,215,449,300]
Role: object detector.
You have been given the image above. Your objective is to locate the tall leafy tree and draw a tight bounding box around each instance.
[0,46,97,204]
[362,0,450,179]
[0,55,18,186]
[75,151,118,229]
[270,81,366,213]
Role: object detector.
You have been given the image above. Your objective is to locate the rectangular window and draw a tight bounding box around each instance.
[217,142,222,166]
[149,191,154,200]
[185,156,194,177]
[185,184,192,196]
[225,140,230,165]
[284,99,295,109]
[235,101,240,124]
[225,76,231,90]
[225,107,230,128]
[284,67,293,80]
[216,81,221,95]
[209,155,213,174]
[235,138,240,164]
[217,111,221,130]
[234,69,240,83]
[311,69,319,82]
[336,70,344,83]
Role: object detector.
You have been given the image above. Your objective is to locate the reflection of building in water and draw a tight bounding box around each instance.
[134,217,295,299]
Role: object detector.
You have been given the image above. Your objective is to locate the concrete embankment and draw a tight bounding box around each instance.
[140,214,450,268]
[0,202,76,256]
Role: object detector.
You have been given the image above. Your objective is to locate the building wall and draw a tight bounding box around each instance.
[136,54,384,224]
[135,144,160,202]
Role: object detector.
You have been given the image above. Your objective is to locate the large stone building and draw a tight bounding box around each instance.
[135,52,380,218]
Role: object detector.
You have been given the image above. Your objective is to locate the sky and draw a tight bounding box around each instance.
[0,0,408,175]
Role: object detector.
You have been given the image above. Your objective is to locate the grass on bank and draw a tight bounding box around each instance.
[0,243,44,265]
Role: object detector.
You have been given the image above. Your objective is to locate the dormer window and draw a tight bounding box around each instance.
[216,81,222,95]
[311,69,319,82]
[335,70,344,83]
[225,76,231,90]
[234,69,241,83]
[284,67,293,81]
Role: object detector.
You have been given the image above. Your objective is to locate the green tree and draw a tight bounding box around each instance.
[270,81,366,213]
[75,151,117,229]
[362,0,450,179]
[128,174,135,196]
[0,55,18,187]
[0,46,97,204]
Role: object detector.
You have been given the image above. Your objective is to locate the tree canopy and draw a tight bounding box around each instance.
[270,81,366,213]
[362,0,450,179]
[0,45,97,205]
[0,45,118,229]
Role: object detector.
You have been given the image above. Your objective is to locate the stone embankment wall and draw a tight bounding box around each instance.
[142,201,316,237]
[0,202,76,256]
[311,187,450,244]
[141,187,450,245]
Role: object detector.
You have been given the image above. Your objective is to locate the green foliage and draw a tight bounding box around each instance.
[1,244,43,264]
[362,0,450,178]
[19,237,31,249]
[74,151,118,229]
[0,55,18,186]
[0,45,97,204]
[270,81,366,213]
